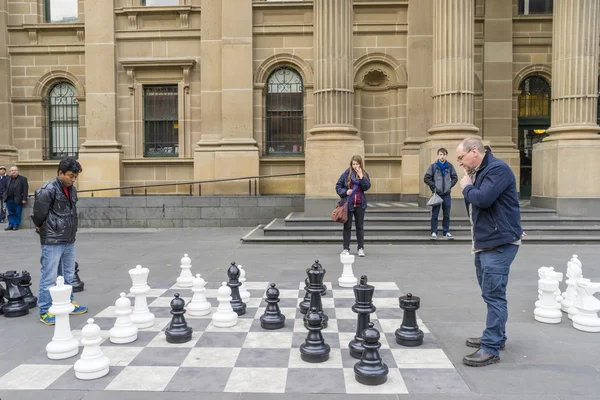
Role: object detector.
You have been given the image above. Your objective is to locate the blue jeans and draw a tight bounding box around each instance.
[474,244,519,356]
[431,193,451,234]
[38,243,76,315]
[6,199,22,227]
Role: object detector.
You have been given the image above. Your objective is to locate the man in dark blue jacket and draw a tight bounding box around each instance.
[456,138,523,367]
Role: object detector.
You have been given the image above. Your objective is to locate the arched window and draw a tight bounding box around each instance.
[44,82,79,160]
[518,75,551,119]
[265,67,304,155]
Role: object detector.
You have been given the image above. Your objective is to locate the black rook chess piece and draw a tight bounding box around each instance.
[299,277,311,315]
[300,307,330,363]
[354,322,389,385]
[260,283,286,330]
[349,275,376,359]
[0,271,29,318]
[72,262,84,293]
[395,293,424,347]
[226,262,247,316]
[20,271,37,309]
[304,260,328,329]
[165,293,193,343]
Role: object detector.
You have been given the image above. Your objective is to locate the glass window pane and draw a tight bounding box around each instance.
[143,85,179,157]
[529,0,553,14]
[143,0,179,6]
[46,0,78,23]
[47,82,79,159]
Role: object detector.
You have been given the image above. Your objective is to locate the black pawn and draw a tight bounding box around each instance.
[349,275,376,359]
[299,307,330,363]
[226,262,246,316]
[0,271,29,318]
[312,260,327,296]
[354,322,389,386]
[165,293,192,343]
[20,271,37,309]
[0,282,5,315]
[299,277,310,314]
[395,293,424,347]
[260,283,286,330]
[304,260,328,329]
[72,262,84,293]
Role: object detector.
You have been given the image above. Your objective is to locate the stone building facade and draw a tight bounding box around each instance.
[0,0,599,216]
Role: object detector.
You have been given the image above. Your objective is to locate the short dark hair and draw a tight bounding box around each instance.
[58,158,82,174]
[437,148,448,155]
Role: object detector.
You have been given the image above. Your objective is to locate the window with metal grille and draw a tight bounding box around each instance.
[518,76,551,118]
[142,0,179,5]
[44,0,78,23]
[265,67,304,156]
[43,82,79,160]
[518,0,553,15]
[143,85,179,157]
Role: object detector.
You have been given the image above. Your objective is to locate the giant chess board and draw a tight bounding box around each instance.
[0,281,470,394]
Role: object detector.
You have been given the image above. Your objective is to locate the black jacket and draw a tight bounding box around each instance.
[2,175,28,203]
[31,177,78,245]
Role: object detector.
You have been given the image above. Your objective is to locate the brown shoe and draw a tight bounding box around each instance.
[466,337,505,350]
[462,348,500,367]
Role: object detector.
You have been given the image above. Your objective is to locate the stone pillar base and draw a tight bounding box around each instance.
[77,141,123,197]
[0,145,18,168]
[400,137,425,197]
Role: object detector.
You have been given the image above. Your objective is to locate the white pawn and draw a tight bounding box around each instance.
[238,265,251,304]
[338,253,358,288]
[561,259,583,315]
[74,318,110,380]
[128,265,155,329]
[211,282,238,328]
[572,279,600,332]
[187,274,212,317]
[110,293,138,344]
[534,266,563,324]
[176,254,194,288]
[46,276,79,360]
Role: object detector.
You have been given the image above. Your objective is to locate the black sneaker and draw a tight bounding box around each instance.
[465,337,505,350]
[462,348,500,367]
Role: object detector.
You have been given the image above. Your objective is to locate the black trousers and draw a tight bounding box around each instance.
[343,207,365,250]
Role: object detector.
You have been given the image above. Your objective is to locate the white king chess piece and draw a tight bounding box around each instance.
[128,265,155,329]
[211,282,238,328]
[534,266,563,324]
[109,293,138,344]
[187,274,212,317]
[338,253,358,288]
[46,276,80,360]
[572,278,600,332]
[238,265,251,304]
[176,254,194,288]
[74,318,110,380]
[561,259,583,315]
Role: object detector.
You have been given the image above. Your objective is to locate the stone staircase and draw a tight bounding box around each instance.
[241,201,600,244]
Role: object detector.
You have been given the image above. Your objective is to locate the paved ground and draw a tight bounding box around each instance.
[1,226,599,400]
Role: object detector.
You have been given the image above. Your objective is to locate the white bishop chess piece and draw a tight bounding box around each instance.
[74,318,110,380]
[46,276,80,360]
[128,265,155,329]
[176,254,194,288]
[109,293,138,344]
[211,282,238,328]
[238,265,251,304]
[572,278,600,332]
[187,274,212,317]
[338,253,358,288]
[561,258,583,316]
[534,266,563,324]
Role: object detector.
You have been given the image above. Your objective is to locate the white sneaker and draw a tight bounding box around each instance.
[341,249,350,255]
[444,232,454,240]
[430,232,437,240]
[358,248,365,257]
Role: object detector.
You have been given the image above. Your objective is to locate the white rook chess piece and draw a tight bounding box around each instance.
[238,265,251,304]
[572,279,600,332]
[534,266,563,324]
[46,276,80,360]
[561,259,583,315]
[187,274,212,317]
[74,318,110,380]
[110,293,138,344]
[211,282,238,328]
[176,254,194,288]
[128,265,155,329]
[338,253,358,288]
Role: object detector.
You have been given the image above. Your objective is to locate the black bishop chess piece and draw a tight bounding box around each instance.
[71,262,84,293]
[0,271,29,318]
[260,283,286,330]
[349,275,376,359]
[300,307,330,363]
[354,322,389,385]
[395,293,424,347]
[304,260,328,329]
[226,262,247,316]
[0,282,5,315]
[299,277,311,315]
[165,293,193,344]
[20,271,37,309]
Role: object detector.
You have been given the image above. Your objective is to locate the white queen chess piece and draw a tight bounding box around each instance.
[74,318,110,380]
[338,253,358,288]
[534,266,563,324]
[572,278,600,332]
[109,293,138,344]
[176,254,194,288]
[187,274,212,317]
[46,276,80,360]
[211,282,238,328]
[238,265,251,304]
[128,265,155,329]
[561,259,583,315]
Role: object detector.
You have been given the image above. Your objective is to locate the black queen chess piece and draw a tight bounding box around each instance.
[349,275,376,359]
[0,271,29,318]
[304,260,328,329]
[260,283,286,330]
[72,262,84,293]
[354,322,389,385]
[300,307,331,363]
[226,262,247,316]
[165,293,193,344]
[395,293,424,347]
[20,270,38,309]
[312,260,328,296]
[299,277,311,315]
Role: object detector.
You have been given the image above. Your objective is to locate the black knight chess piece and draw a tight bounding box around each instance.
[349,275,376,359]
[226,262,247,316]
[0,282,5,315]
[304,260,328,329]
[20,271,37,309]
[354,322,389,385]
[72,262,84,293]
[299,277,311,315]
[395,293,424,347]
[0,271,29,318]
[260,283,286,330]
[300,307,331,363]
[165,293,193,343]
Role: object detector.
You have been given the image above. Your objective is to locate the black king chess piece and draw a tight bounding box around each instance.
[349,275,376,359]
[304,260,328,329]
[260,283,286,330]
[20,271,38,309]
[354,322,389,385]
[72,262,84,293]
[165,293,193,343]
[0,271,29,318]
[300,307,331,363]
[395,293,424,347]
[226,262,247,316]
[299,277,311,315]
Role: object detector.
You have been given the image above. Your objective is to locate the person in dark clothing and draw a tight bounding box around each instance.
[3,166,28,230]
[0,166,7,223]
[423,148,458,240]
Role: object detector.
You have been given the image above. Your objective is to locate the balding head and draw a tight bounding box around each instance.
[456,137,485,169]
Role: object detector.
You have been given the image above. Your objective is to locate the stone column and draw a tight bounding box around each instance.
[532,0,600,216]
[0,0,17,165]
[77,0,122,196]
[304,0,363,216]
